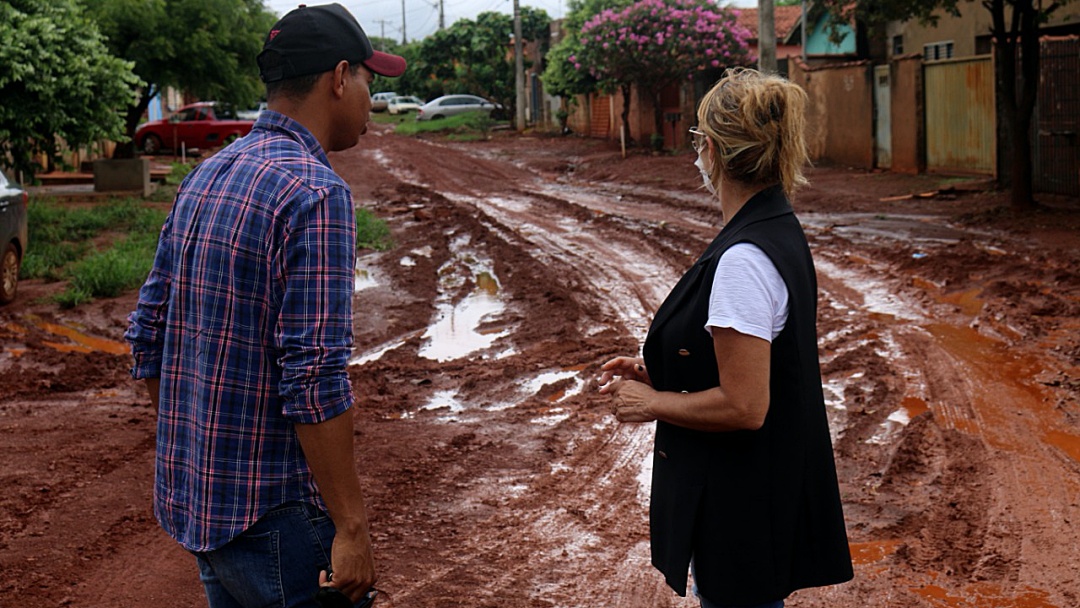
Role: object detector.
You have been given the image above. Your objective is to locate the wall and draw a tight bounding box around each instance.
[789,59,875,169]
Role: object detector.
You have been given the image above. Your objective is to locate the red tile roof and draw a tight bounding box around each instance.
[734,5,803,41]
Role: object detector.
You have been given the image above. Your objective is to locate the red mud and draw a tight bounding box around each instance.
[2,126,1079,607]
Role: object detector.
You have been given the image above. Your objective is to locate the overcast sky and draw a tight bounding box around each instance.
[264,0,758,44]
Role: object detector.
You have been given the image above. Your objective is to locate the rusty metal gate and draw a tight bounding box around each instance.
[924,56,996,174]
[1034,36,1079,196]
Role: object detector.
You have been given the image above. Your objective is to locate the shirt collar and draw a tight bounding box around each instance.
[253,110,331,168]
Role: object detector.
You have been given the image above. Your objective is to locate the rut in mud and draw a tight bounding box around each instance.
[1,125,1078,608]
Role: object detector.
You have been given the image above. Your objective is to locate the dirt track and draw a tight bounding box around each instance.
[2,125,1079,608]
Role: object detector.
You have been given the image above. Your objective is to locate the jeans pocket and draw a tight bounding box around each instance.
[203,529,286,608]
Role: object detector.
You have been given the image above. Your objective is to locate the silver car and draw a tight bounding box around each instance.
[0,170,28,304]
[416,94,499,121]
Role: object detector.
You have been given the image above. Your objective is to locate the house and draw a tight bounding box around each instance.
[734,4,806,72]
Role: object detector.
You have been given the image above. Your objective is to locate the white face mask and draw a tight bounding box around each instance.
[694,151,717,195]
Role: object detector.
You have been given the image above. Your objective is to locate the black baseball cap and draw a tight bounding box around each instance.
[257,3,406,82]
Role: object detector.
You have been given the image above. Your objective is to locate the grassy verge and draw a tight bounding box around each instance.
[26,163,393,307]
[391,111,499,140]
[24,197,170,308]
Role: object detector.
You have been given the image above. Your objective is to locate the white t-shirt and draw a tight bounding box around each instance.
[706,242,789,342]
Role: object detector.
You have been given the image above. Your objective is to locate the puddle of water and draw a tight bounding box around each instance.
[418,238,511,362]
[532,407,572,426]
[352,265,378,291]
[849,539,901,565]
[33,321,128,355]
[816,258,923,321]
[1044,430,1080,463]
[923,323,1055,449]
[867,396,930,445]
[913,581,1056,608]
[938,287,985,317]
[419,389,467,418]
[419,290,508,362]
[348,330,424,366]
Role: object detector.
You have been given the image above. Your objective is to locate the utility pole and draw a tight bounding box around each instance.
[801,0,807,61]
[401,0,407,44]
[758,0,777,74]
[374,19,391,50]
[439,0,445,30]
[513,0,525,131]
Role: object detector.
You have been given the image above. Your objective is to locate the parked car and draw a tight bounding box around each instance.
[237,101,267,121]
[387,95,423,115]
[136,101,255,155]
[0,170,28,305]
[371,92,397,112]
[416,95,500,121]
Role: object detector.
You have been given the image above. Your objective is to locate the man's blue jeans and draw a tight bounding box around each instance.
[192,501,335,608]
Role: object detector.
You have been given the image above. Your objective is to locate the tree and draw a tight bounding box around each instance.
[575,0,752,149]
[542,0,635,101]
[816,0,1071,210]
[0,0,139,179]
[81,0,277,158]
[408,9,550,116]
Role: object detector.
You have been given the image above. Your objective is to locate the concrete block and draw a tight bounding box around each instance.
[93,158,152,197]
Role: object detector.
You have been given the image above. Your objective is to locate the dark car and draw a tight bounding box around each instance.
[136,102,254,155]
[0,170,28,304]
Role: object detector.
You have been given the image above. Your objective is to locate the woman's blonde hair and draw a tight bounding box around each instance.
[696,67,809,196]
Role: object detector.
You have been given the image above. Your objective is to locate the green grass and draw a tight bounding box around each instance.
[356,207,394,251]
[23,197,169,308]
[26,178,394,307]
[391,111,499,137]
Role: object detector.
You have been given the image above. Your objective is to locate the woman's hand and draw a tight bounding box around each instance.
[597,356,651,393]
[609,379,658,423]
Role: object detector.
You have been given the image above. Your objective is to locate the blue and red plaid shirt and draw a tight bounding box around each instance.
[125,111,356,552]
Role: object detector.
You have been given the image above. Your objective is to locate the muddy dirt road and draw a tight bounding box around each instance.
[2,125,1079,608]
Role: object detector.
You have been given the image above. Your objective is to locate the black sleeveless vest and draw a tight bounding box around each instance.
[642,186,853,604]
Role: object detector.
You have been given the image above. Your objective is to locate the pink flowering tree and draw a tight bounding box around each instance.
[573,0,752,149]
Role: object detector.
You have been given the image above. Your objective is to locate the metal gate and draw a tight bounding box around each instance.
[874,65,892,169]
[924,56,996,174]
[1034,36,1079,196]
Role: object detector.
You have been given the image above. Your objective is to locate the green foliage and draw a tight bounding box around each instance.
[392,111,496,137]
[22,198,168,306]
[576,0,751,93]
[166,161,196,186]
[406,8,551,114]
[0,0,140,178]
[355,208,394,251]
[81,0,278,156]
[541,0,634,98]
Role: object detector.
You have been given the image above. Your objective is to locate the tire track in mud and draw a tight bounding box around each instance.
[356,134,1080,606]
[802,223,1080,607]
[353,140,707,606]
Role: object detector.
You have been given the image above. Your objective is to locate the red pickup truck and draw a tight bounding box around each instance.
[136,102,254,155]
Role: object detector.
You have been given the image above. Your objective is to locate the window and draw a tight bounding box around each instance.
[923,41,954,61]
[892,35,903,56]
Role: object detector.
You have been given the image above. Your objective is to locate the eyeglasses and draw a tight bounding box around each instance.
[689,126,708,153]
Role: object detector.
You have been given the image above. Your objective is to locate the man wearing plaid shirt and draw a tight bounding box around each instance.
[125,5,405,607]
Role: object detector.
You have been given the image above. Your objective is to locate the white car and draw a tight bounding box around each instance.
[371,92,397,112]
[237,102,267,121]
[387,95,423,115]
[416,94,500,121]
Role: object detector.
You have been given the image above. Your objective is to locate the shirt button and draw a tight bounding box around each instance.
[657,450,668,459]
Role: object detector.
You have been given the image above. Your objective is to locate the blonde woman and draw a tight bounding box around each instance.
[598,68,853,607]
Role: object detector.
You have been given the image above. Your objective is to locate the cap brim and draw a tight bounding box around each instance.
[364,51,406,77]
